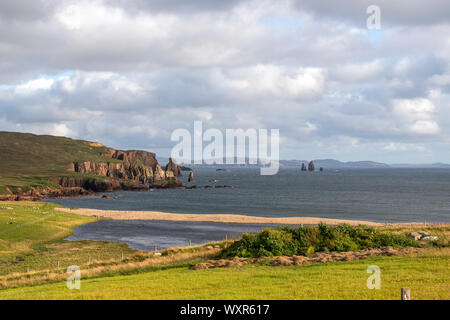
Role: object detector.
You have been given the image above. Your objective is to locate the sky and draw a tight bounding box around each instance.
[1,0,450,163]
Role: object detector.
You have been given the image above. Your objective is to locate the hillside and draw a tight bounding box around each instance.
[0,132,179,198]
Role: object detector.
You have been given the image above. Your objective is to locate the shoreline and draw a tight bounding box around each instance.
[56,207,384,226]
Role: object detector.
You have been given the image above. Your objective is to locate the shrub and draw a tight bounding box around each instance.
[219,223,420,258]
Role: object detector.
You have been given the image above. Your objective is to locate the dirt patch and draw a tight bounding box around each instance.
[191,246,420,270]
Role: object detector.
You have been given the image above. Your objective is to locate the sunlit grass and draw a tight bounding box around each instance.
[0,253,448,300]
[0,201,448,300]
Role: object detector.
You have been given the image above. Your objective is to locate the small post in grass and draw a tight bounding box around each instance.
[189,240,192,247]
[57,261,60,269]
[401,288,410,300]
[88,256,91,264]
[121,252,124,260]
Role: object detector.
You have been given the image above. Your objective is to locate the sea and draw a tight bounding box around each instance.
[47,168,450,250]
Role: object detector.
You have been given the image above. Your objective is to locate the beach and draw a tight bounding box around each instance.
[56,207,383,226]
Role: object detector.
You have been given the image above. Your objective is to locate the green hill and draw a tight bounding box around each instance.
[0,131,150,195]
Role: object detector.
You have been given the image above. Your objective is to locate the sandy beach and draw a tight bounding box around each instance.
[56,207,383,226]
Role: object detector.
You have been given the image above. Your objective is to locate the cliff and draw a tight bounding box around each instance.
[0,132,183,200]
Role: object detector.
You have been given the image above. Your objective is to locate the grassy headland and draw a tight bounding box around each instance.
[0,132,117,195]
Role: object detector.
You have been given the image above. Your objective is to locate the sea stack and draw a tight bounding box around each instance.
[301,163,307,171]
[188,171,194,182]
[165,158,182,177]
[308,161,315,172]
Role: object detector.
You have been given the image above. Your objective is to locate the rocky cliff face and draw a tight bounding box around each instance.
[70,148,157,184]
[165,158,182,177]
[67,148,182,191]
[71,161,153,184]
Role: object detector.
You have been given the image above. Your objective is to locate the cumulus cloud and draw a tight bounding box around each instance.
[0,0,450,163]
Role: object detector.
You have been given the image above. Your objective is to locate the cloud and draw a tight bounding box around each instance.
[410,121,440,135]
[392,98,435,121]
[0,0,450,163]
[15,78,55,94]
[292,0,450,27]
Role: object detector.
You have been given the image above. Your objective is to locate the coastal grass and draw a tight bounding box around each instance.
[0,201,448,299]
[0,202,222,289]
[0,250,448,300]
[0,201,134,273]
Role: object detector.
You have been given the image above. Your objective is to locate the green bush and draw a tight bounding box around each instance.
[220,223,420,258]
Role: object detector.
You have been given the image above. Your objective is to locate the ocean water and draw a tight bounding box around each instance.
[49,168,450,223]
[66,220,277,251]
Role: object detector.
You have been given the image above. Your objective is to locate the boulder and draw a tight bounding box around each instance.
[408,231,438,241]
[421,236,438,241]
[409,232,422,241]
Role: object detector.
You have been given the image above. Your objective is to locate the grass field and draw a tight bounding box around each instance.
[0,201,448,300]
[0,202,135,275]
[1,252,448,300]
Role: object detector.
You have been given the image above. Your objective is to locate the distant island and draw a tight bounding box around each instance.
[189,158,450,169]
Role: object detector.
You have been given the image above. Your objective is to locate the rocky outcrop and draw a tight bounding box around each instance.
[102,149,158,169]
[154,164,166,181]
[408,231,438,241]
[308,161,315,172]
[72,161,154,184]
[51,177,148,192]
[0,186,94,201]
[165,158,182,177]
[69,150,187,191]
[188,171,194,182]
[301,163,307,171]
[0,145,186,200]
[72,148,158,185]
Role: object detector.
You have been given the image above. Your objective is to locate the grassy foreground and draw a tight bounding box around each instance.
[1,251,448,300]
[0,201,448,300]
[0,202,135,276]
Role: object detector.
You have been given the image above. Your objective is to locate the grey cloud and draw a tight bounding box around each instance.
[0,0,450,162]
[107,0,247,14]
[0,0,56,21]
[292,0,450,26]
